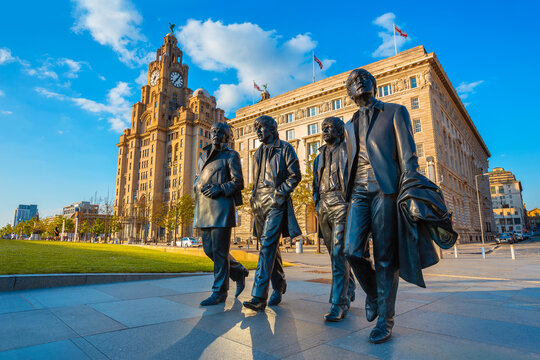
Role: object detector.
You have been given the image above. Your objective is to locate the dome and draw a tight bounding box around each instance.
[193,88,211,98]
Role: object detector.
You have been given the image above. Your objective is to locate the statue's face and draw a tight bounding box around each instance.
[255,121,274,145]
[347,71,375,106]
[211,126,227,145]
[322,121,341,145]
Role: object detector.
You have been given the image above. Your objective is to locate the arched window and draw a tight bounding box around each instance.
[174,144,178,161]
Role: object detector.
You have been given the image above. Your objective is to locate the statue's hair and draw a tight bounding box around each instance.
[346,68,377,98]
[211,122,233,142]
[322,116,345,141]
[254,115,279,138]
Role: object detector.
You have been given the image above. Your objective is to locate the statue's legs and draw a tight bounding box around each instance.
[202,227,247,295]
[251,191,286,300]
[318,194,354,305]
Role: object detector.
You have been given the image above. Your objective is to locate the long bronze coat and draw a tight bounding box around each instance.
[193,144,243,228]
[251,138,302,238]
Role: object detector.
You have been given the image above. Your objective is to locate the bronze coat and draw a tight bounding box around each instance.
[251,138,302,238]
[344,100,418,198]
[193,144,243,228]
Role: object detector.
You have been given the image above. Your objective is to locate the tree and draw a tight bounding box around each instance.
[79,221,90,241]
[91,219,105,239]
[177,194,195,238]
[291,153,318,250]
[150,199,168,244]
[0,224,14,238]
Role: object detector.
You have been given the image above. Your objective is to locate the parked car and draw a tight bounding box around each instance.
[496,233,513,244]
[513,232,523,242]
[172,237,202,247]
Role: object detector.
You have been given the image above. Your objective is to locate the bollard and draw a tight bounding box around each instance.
[247,242,250,249]
[510,244,516,260]
[481,246,486,259]
[454,245,458,258]
[296,240,303,254]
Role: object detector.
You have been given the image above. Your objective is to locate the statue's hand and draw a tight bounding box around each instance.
[202,184,223,199]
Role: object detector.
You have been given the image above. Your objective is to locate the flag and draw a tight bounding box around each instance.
[313,54,323,69]
[253,81,262,91]
[394,25,407,38]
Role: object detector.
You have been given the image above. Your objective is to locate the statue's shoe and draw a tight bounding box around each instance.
[235,269,249,298]
[365,296,378,322]
[268,282,287,306]
[243,297,267,312]
[200,293,227,306]
[324,304,348,322]
[369,319,393,344]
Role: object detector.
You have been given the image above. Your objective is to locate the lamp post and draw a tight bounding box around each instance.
[475,173,490,259]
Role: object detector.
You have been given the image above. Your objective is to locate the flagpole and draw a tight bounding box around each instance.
[312,51,315,83]
[252,81,254,105]
[393,22,397,56]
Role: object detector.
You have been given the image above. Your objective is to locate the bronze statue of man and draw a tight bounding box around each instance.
[193,122,249,306]
[243,115,302,312]
[343,68,456,344]
[313,116,356,322]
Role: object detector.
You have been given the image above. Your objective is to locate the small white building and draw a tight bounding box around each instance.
[488,167,525,234]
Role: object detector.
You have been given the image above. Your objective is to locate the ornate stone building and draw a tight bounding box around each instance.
[229,46,494,243]
[114,32,226,240]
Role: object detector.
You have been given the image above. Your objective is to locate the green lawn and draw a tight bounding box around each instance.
[0,240,258,275]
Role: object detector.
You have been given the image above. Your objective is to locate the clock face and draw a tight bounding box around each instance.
[150,70,160,86]
[170,71,184,88]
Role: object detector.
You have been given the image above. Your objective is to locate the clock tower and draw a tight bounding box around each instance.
[114,31,227,242]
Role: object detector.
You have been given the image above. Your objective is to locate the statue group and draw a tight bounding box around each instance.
[193,68,457,344]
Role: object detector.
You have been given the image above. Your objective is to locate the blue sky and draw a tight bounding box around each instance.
[1,0,539,226]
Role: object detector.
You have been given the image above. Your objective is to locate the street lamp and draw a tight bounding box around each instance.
[475,172,490,259]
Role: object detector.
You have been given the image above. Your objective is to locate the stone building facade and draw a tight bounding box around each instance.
[229,46,494,243]
[114,32,226,240]
[487,167,525,234]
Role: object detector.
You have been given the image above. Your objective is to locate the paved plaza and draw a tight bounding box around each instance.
[1,240,540,359]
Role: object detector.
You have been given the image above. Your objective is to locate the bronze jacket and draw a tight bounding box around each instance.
[312,141,348,208]
[397,172,458,287]
[251,138,302,238]
[193,144,243,228]
[344,100,418,198]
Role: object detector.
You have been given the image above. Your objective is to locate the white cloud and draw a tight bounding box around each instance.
[58,130,64,135]
[457,80,484,99]
[0,89,4,97]
[35,82,133,132]
[177,19,335,113]
[135,69,147,87]
[0,110,13,115]
[372,12,411,58]
[34,87,66,99]
[0,48,15,65]
[71,0,151,67]
[58,58,83,78]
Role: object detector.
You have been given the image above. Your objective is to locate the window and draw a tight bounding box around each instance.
[181,128,184,135]
[411,97,419,109]
[199,140,203,148]
[308,106,318,117]
[253,138,261,148]
[417,143,424,157]
[498,186,504,193]
[378,84,392,97]
[308,123,319,135]
[332,99,342,110]
[410,77,417,88]
[180,139,183,147]
[238,142,244,151]
[418,166,426,176]
[413,119,422,133]
[238,127,244,137]
[286,129,295,140]
[237,215,242,226]
[200,128,203,136]
[491,187,496,194]
[308,141,320,155]
[286,113,294,123]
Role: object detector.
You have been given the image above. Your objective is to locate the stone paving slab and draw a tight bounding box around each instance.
[1,250,540,359]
